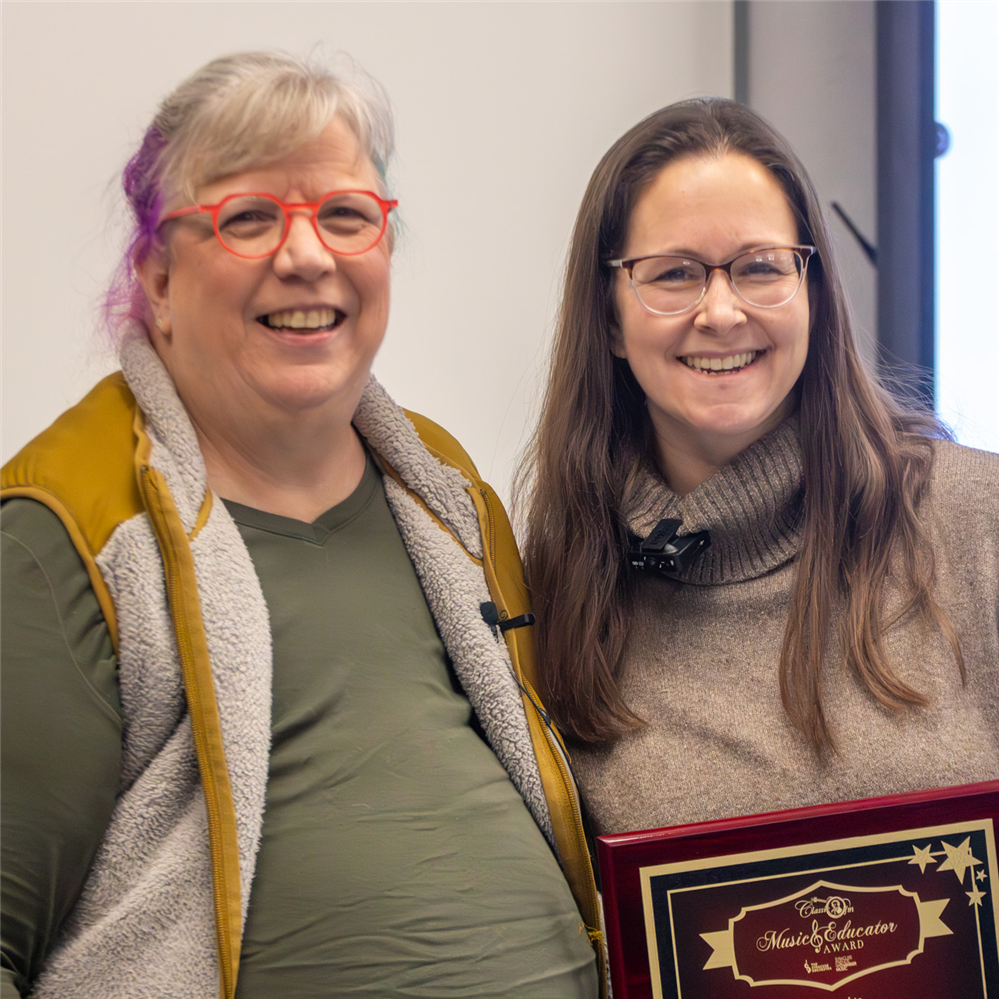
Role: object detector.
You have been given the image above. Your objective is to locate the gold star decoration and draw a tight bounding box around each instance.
[937,837,983,885]
[976,869,988,883]
[967,886,986,908]
[908,843,935,873]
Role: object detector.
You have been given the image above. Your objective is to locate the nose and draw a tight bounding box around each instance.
[271,209,336,281]
[692,267,747,334]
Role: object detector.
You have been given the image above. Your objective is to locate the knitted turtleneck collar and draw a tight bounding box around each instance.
[622,417,805,585]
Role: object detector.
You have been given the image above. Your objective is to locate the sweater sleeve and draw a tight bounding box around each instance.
[0,500,122,997]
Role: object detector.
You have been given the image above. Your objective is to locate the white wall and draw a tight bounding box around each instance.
[1,1,734,506]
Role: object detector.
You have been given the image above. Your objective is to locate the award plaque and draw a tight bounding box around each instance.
[597,781,999,999]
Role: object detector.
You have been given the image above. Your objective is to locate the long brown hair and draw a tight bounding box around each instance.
[518,98,961,751]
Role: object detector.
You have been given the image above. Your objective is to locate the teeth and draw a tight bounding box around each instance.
[681,351,759,372]
[265,307,338,330]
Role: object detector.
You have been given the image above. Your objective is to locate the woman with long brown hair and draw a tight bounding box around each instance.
[520,98,998,835]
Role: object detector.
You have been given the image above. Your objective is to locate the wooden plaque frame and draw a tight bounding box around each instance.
[597,781,999,999]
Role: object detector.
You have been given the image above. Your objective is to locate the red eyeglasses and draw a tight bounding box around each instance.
[159,190,398,258]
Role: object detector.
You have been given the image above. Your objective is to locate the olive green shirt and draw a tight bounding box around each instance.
[1,459,596,998]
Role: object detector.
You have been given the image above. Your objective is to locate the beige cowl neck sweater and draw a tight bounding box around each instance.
[571,418,999,836]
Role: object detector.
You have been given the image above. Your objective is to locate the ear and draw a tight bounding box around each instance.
[135,243,173,339]
[806,273,819,334]
[608,321,628,359]
[606,274,628,358]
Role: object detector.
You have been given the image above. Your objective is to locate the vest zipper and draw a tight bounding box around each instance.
[139,464,241,999]
[527,677,604,932]
[476,486,607,993]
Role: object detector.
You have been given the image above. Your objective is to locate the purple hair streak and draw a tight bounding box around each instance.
[103,125,167,342]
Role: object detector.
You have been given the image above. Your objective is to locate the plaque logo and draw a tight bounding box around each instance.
[794,895,853,919]
[700,880,952,989]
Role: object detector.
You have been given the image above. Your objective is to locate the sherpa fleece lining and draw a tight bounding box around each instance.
[31,335,550,999]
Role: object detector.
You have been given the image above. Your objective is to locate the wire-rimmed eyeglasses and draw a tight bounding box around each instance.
[606,245,817,316]
[159,190,398,259]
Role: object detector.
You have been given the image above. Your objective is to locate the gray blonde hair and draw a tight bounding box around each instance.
[153,50,394,204]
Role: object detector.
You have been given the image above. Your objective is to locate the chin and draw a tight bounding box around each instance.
[701,397,791,433]
[260,367,369,413]
[674,407,787,457]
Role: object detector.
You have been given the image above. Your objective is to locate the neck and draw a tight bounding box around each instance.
[193,405,367,523]
[654,435,748,496]
[652,403,796,496]
[624,416,805,586]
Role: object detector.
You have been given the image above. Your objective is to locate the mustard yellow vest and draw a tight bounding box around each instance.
[2,373,604,998]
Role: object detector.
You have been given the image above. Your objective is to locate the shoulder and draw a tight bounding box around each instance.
[1,497,120,716]
[930,437,999,479]
[2,496,82,560]
[2,375,143,652]
[922,440,999,587]
[402,408,513,535]
[1,373,143,561]
[927,439,999,519]
[402,409,483,485]
[400,409,524,590]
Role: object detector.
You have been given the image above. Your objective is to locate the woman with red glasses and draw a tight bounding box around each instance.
[519,99,998,837]
[0,51,600,999]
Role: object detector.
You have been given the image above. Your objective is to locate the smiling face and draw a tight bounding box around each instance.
[139,115,391,441]
[611,152,811,489]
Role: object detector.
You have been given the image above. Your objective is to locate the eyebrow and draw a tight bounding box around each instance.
[634,242,793,263]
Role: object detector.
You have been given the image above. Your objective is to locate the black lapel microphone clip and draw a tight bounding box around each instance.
[480,601,535,639]
[627,518,711,576]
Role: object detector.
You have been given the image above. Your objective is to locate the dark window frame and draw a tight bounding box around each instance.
[876,0,937,404]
